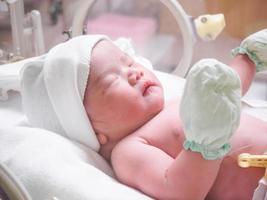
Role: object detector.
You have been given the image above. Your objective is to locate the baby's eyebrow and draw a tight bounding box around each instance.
[120,53,134,65]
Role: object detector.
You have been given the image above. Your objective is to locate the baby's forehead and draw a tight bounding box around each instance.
[91,40,132,68]
[93,40,124,57]
[88,40,126,83]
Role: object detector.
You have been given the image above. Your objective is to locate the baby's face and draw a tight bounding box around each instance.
[84,40,164,142]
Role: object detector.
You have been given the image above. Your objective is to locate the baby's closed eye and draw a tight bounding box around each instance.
[103,74,120,89]
[120,53,134,67]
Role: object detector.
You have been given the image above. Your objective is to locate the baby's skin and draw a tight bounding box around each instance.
[84,40,267,200]
[115,98,267,200]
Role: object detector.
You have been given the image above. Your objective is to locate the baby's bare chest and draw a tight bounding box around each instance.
[138,101,186,158]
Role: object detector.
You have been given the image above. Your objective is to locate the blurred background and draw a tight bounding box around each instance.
[0,0,267,73]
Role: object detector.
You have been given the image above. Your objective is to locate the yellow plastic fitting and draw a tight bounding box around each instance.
[194,13,225,41]
[238,153,267,168]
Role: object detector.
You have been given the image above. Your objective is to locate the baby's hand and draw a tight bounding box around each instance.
[180,59,241,160]
[232,29,267,72]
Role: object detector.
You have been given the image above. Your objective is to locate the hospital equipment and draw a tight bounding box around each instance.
[0,162,31,200]
[70,0,225,77]
[0,0,266,199]
[238,153,267,168]
[238,153,267,200]
[0,0,45,63]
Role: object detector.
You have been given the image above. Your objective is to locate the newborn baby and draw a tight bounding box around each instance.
[21,30,267,200]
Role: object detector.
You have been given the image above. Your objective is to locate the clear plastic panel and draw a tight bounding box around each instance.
[85,0,183,73]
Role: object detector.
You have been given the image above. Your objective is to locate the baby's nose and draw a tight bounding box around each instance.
[128,68,144,85]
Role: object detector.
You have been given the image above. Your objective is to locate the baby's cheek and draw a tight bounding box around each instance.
[147,90,164,110]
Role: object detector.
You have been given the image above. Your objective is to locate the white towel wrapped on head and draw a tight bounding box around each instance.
[20,35,108,151]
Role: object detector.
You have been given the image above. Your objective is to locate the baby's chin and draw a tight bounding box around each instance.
[145,97,164,120]
[145,87,164,110]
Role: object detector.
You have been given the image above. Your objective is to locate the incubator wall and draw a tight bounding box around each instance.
[0,0,267,72]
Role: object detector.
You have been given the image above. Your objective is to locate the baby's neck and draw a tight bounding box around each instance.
[97,122,149,161]
[99,140,118,161]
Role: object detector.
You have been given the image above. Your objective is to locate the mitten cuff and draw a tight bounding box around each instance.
[183,140,231,160]
[231,46,266,72]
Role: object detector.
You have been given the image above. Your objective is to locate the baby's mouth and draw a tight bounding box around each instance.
[142,81,157,96]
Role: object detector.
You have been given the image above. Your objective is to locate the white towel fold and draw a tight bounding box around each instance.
[0,127,151,200]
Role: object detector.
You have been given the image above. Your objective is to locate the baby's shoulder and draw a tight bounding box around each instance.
[151,96,181,117]
[123,97,184,156]
[155,97,182,122]
[137,97,182,134]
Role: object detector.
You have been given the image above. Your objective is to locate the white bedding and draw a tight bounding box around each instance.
[0,91,153,200]
[0,59,266,199]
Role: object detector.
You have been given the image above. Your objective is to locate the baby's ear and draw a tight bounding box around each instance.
[96,133,108,145]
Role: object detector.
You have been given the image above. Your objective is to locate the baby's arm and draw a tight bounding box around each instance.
[111,127,221,200]
[230,29,267,95]
[111,102,222,200]
[229,54,255,95]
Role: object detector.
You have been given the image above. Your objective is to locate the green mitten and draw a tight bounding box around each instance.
[180,59,241,160]
[232,29,267,72]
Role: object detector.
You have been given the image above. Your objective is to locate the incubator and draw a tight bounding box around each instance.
[0,0,226,76]
[0,0,266,199]
[0,0,45,64]
[68,0,227,76]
